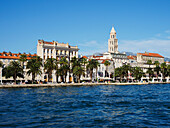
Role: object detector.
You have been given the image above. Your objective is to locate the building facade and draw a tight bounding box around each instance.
[37,40,79,83]
[137,52,164,64]
[0,52,37,84]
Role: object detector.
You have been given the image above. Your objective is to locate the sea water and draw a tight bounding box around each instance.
[0,84,169,127]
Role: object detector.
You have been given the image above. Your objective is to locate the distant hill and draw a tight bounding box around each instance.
[165,57,170,62]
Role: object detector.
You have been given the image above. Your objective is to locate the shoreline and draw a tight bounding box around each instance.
[0,82,170,88]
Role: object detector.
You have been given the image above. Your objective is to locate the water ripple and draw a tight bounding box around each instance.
[0,84,170,127]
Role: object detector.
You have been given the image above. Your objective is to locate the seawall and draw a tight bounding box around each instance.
[0,82,169,88]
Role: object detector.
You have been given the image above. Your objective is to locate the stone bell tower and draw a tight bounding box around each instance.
[108,26,118,53]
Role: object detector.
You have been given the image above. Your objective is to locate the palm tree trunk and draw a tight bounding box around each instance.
[32,73,35,84]
[65,74,67,83]
[56,74,58,83]
[96,68,98,82]
[14,73,16,84]
[90,70,92,82]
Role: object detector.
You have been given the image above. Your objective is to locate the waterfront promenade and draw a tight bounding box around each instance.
[0,82,170,88]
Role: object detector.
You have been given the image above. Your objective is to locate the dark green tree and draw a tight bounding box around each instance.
[161,62,167,80]
[26,56,43,83]
[59,57,69,83]
[19,54,27,69]
[132,67,144,82]
[104,60,111,77]
[2,61,24,84]
[73,66,84,83]
[86,59,98,82]
[154,61,160,81]
[44,58,56,82]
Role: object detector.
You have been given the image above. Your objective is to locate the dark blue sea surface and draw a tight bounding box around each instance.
[0,84,170,128]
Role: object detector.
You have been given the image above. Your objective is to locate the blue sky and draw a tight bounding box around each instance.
[0,0,170,57]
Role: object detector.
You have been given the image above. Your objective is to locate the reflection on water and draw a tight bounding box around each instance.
[0,84,170,127]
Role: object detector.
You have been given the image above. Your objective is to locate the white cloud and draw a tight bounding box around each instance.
[156,33,161,37]
[119,39,170,57]
[79,40,98,47]
[165,30,170,33]
[79,40,107,55]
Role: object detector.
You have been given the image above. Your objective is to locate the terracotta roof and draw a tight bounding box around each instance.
[93,55,103,58]
[101,59,111,64]
[0,52,37,60]
[38,40,54,45]
[127,56,137,60]
[82,56,88,59]
[96,59,110,61]
[44,41,54,45]
[138,53,164,58]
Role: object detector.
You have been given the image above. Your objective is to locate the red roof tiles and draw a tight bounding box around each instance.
[82,56,88,59]
[127,56,137,60]
[138,53,164,58]
[0,52,37,60]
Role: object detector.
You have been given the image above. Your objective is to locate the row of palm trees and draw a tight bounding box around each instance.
[1,55,169,84]
[115,60,170,82]
[0,55,102,84]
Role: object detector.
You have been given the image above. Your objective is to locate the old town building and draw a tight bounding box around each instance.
[37,39,79,82]
[0,52,37,83]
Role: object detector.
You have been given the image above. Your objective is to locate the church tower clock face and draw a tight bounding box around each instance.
[108,26,118,53]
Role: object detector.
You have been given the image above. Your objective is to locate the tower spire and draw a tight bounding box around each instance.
[108,26,118,53]
[110,26,116,33]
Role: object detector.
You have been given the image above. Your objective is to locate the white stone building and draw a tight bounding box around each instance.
[104,26,129,68]
[108,27,118,53]
[137,52,164,64]
[0,52,37,84]
[37,39,79,83]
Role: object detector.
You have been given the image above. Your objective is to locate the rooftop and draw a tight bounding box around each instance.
[138,52,164,58]
[0,52,37,60]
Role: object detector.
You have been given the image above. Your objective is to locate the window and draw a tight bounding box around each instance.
[112,35,114,38]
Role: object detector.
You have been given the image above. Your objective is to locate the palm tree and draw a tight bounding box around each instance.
[147,60,152,68]
[167,65,170,77]
[154,61,160,81]
[104,60,111,77]
[0,61,3,68]
[19,54,27,69]
[132,67,144,82]
[2,61,24,84]
[146,60,153,81]
[0,61,3,84]
[44,58,56,82]
[115,67,124,82]
[55,60,59,83]
[94,60,100,82]
[146,68,154,81]
[86,59,97,82]
[71,57,81,82]
[73,66,84,83]
[26,56,43,83]
[80,58,87,77]
[161,62,167,81]
[59,57,69,83]
[122,64,132,82]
